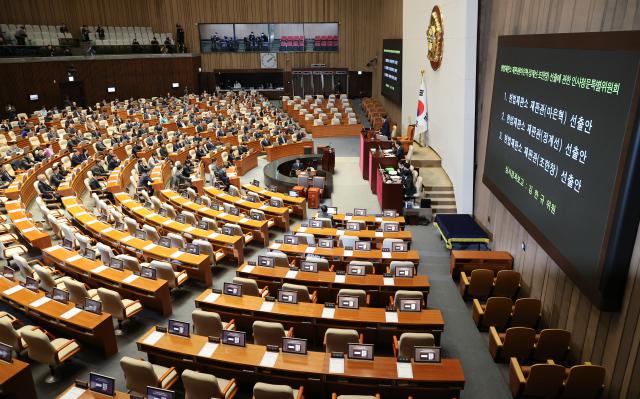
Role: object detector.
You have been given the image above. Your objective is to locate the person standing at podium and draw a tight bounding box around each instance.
[380,114,391,139]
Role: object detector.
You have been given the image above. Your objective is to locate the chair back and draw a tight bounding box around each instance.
[232,277,260,296]
[75,233,92,252]
[295,232,315,245]
[339,236,357,248]
[168,233,186,248]
[124,217,138,234]
[143,224,160,243]
[96,242,114,264]
[337,289,367,306]
[502,327,536,361]
[533,329,571,363]
[181,369,225,399]
[0,318,21,351]
[120,356,159,395]
[268,251,290,268]
[12,254,35,279]
[97,287,125,320]
[325,328,359,353]
[281,283,311,302]
[34,265,56,292]
[117,254,141,273]
[305,256,330,271]
[253,321,286,347]
[561,364,606,399]
[492,270,521,298]
[161,203,177,218]
[64,279,91,304]
[253,382,295,399]
[468,269,495,299]
[192,309,224,338]
[224,223,243,236]
[398,332,435,358]
[348,260,374,274]
[481,297,513,330]
[193,239,215,264]
[511,298,541,328]
[382,238,402,250]
[151,261,177,288]
[21,329,56,365]
[522,363,566,398]
[393,290,424,309]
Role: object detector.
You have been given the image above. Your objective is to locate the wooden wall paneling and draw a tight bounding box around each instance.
[475,1,640,397]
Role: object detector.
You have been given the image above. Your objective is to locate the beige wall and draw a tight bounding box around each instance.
[475,1,640,397]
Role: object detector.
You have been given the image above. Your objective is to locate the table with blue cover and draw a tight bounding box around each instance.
[433,214,490,250]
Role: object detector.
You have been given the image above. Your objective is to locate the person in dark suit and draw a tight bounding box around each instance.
[260,136,271,149]
[380,114,391,139]
[49,166,64,188]
[277,133,287,145]
[394,141,404,160]
[95,141,107,152]
[70,148,87,166]
[291,158,304,176]
[91,162,109,178]
[159,146,169,158]
[138,171,154,196]
[37,174,60,201]
[106,150,120,170]
[0,165,14,189]
[137,158,150,175]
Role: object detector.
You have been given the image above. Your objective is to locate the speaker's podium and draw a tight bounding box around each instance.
[317,145,335,173]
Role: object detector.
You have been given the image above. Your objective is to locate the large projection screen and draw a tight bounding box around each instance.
[482,32,640,310]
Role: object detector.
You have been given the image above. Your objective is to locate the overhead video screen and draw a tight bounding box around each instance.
[381,39,402,105]
[483,32,640,310]
[198,23,338,53]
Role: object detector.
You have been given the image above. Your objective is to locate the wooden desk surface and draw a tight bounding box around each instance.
[450,250,513,261]
[328,213,406,225]
[204,186,289,216]
[243,184,306,205]
[237,263,429,290]
[0,276,117,356]
[137,327,464,385]
[196,290,443,327]
[5,201,52,249]
[62,197,209,269]
[269,243,420,264]
[265,140,314,162]
[292,225,412,241]
[43,245,172,316]
[0,356,30,385]
[0,357,37,399]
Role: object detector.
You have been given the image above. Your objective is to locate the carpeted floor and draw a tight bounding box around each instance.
[2,120,511,398]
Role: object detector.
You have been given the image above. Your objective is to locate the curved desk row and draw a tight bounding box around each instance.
[291,225,412,243]
[236,263,429,307]
[195,290,443,346]
[5,200,52,249]
[204,186,291,231]
[0,276,118,356]
[137,328,463,399]
[265,140,314,162]
[325,213,406,229]
[242,183,307,218]
[43,245,172,316]
[159,189,270,246]
[61,196,213,285]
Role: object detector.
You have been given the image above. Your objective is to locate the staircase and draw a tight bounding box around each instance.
[410,145,457,214]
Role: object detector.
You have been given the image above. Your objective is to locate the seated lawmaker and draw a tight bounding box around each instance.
[91,162,109,179]
[138,171,154,196]
[70,148,87,166]
[106,150,121,170]
[37,174,61,202]
[0,164,14,189]
[291,158,304,176]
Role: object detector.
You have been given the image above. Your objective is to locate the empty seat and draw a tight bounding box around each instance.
[489,326,536,362]
[561,363,606,399]
[232,277,269,297]
[472,296,513,331]
[392,290,425,309]
[532,329,571,363]
[511,298,542,329]
[295,232,315,245]
[281,283,317,303]
[181,369,238,399]
[97,287,143,335]
[120,356,178,396]
[21,328,80,383]
[324,328,361,353]
[337,288,368,306]
[63,279,99,304]
[192,309,234,338]
[509,358,565,399]
[150,260,188,289]
[253,382,303,399]
[492,270,521,299]
[459,269,494,299]
[253,321,292,347]
[0,317,38,354]
[392,332,435,358]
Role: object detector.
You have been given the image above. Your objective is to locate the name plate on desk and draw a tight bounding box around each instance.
[170,250,185,258]
[208,232,220,239]
[298,227,307,232]
[343,250,353,257]
[305,247,315,254]
[383,277,395,286]
[143,243,157,251]
[66,255,82,263]
[204,292,220,303]
[385,311,399,323]
[260,351,279,367]
[162,220,173,226]
[59,386,86,399]
[242,265,255,273]
[336,229,344,236]
[259,301,275,312]
[334,275,346,283]
[3,285,23,296]
[91,265,108,274]
[102,227,114,233]
[259,205,268,210]
[198,342,219,357]
[143,330,164,345]
[382,252,392,259]
[322,307,336,319]
[329,357,345,373]
[121,235,134,243]
[218,212,228,217]
[270,243,281,250]
[375,231,384,238]
[61,307,83,320]
[396,362,414,379]
[184,226,195,232]
[375,217,383,222]
[30,296,51,308]
[122,274,139,284]
[284,270,298,279]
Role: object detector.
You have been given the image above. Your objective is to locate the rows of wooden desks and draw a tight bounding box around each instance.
[204,186,291,230]
[5,201,52,249]
[159,189,270,246]
[242,183,307,218]
[114,192,244,265]
[0,276,118,356]
[268,242,420,270]
[195,289,443,346]
[291,225,412,243]
[136,327,463,399]
[43,245,173,316]
[236,263,429,307]
[61,196,214,285]
[327,213,407,229]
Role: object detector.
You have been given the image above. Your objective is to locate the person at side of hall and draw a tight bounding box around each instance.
[37,174,61,202]
[14,25,27,45]
[380,114,391,139]
[393,140,404,160]
[151,36,159,53]
[96,25,105,40]
[176,24,185,47]
[106,150,121,170]
[138,170,154,196]
[291,158,304,176]
[81,25,90,42]
[403,173,417,201]
[70,148,87,167]
[59,24,69,34]
[131,37,142,53]
[0,164,14,189]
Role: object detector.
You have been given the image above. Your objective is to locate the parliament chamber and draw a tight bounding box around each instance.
[1,1,639,399]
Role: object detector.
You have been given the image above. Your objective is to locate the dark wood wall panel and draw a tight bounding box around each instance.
[0,56,200,114]
[475,1,640,398]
